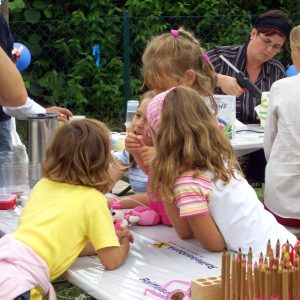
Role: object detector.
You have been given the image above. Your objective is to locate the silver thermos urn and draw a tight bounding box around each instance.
[28,113,58,164]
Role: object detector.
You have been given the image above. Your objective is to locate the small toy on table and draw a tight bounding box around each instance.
[111,206,161,230]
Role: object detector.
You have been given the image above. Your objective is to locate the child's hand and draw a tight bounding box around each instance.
[140,146,155,166]
[107,196,118,208]
[125,133,142,154]
[116,228,134,243]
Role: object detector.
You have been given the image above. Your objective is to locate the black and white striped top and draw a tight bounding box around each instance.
[206,44,286,124]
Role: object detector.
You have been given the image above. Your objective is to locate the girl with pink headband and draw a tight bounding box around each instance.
[147,85,297,256]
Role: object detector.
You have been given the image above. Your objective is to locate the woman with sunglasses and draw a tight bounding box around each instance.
[206,10,293,187]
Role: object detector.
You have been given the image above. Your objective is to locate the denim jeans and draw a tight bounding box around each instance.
[0,119,12,189]
[0,119,12,152]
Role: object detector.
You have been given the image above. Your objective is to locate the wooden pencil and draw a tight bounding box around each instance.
[254,262,260,299]
[240,262,246,300]
[247,261,253,300]
[225,251,231,300]
[288,268,293,300]
[259,252,264,267]
[260,267,266,300]
[267,239,272,257]
[283,269,289,300]
[248,247,253,266]
[221,249,226,299]
[276,239,281,258]
[265,270,271,300]
[278,267,283,300]
[272,263,278,297]
[292,266,298,300]
[235,254,241,300]
[230,255,236,300]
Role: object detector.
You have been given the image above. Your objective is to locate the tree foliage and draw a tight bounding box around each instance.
[8,0,300,129]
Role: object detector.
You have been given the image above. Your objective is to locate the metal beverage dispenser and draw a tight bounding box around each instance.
[27,113,58,164]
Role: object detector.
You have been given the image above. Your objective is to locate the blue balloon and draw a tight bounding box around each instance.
[13,42,31,72]
[286,64,298,77]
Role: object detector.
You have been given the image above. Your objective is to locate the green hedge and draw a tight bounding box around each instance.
[8,0,300,130]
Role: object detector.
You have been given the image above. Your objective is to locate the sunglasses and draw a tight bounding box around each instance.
[144,279,191,300]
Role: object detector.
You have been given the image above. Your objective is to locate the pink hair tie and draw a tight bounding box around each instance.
[170,29,179,38]
[203,54,210,63]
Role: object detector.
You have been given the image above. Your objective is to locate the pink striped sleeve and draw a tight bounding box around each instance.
[174,173,212,218]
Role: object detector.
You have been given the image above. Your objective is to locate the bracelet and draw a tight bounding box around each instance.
[111,199,122,209]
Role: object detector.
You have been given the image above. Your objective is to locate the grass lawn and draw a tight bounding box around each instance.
[53,278,95,300]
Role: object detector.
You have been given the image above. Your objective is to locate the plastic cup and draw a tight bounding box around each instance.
[259,92,270,130]
[2,162,41,195]
[126,100,139,123]
[0,151,14,191]
[124,122,132,133]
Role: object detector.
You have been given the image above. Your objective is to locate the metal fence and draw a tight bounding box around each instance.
[9,12,300,127]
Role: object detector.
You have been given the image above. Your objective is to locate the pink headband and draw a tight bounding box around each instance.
[147,88,175,136]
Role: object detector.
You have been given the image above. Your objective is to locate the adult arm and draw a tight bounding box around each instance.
[263,83,279,160]
[3,96,46,118]
[3,97,73,122]
[216,74,244,96]
[0,47,27,106]
[206,47,244,97]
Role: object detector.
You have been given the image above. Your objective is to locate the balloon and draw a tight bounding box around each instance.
[286,64,298,77]
[13,42,31,72]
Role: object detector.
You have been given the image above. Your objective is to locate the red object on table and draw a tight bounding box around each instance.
[0,194,17,210]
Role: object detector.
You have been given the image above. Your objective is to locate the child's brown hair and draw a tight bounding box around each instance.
[42,118,122,193]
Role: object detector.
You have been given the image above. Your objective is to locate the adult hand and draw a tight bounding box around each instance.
[125,133,143,154]
[46,106,73,122]
[217,74,244,97]
[140,146,155,166]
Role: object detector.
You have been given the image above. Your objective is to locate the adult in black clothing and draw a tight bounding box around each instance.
[206,10,293,186]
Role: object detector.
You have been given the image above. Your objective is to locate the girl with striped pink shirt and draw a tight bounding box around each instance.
[147,85,297,256]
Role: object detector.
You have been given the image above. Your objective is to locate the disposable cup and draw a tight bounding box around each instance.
[124,122,132,133]
[259,92,270,130]
[2,162,41,194]
[0,151,14,190]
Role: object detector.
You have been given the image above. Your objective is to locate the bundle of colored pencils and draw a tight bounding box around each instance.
[221,240,300,300]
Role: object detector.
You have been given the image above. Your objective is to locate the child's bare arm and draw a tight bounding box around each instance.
[96,237,131,270]
[107,193,148,209]
[79,241,96,256]
[163,201,225,252]
[163,201,193,239]
[187,214,226,252]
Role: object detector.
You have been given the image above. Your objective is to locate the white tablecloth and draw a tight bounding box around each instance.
[231,124,264,157]
[64,225,222,300]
